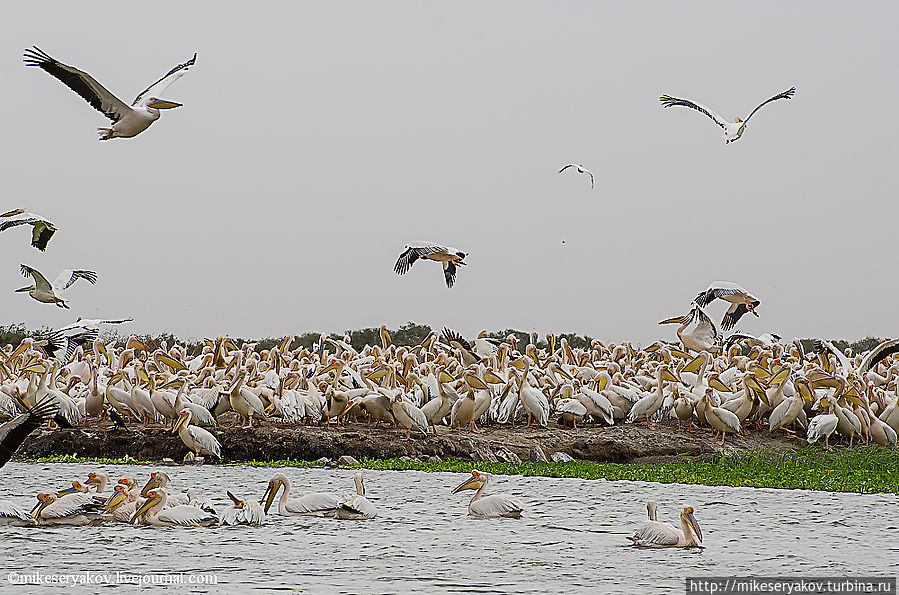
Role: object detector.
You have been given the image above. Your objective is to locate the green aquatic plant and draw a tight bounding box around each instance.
[21,447,899,494]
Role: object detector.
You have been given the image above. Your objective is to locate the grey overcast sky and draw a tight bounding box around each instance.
[1,2,897,345]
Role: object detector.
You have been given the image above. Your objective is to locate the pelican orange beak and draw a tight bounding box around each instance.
[709,376,732,393]
[465,373,489,391]
[262,480,281,514]
[147,98,182,109]
[30,495,51,518]
[57,483,80,496]
[659,367,679,383]
[131,492,161,522]
[173,411,189,434]
[104,488,127,510]
[452,472,482,494]
[15,285,34,293]
[684,508,702,543]
[140,474,162,497]
[227,491,244,509]
[438,370,455,384]
[595,376,609,392]
[658,315,688,325]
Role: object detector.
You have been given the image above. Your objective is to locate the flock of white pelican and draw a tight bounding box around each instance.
[0,469,380,527]
[0,312,896,456]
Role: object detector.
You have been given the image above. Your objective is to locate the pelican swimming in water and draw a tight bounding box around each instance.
[262,473,340,516]
[24,46,196,140]
[16,264,97,309]
[558,164,595,189]
[334,472,378,520]
[173,409,222,459]
[451,469,523,518]
[0,499,36,526]
[692,281,761,331]
[660,87,795,143]
[31,491,103,525]
[0,209,56,251]
[221,491,266,526]
[131,488,219,526]
[629,502,703,548]
[102,484,139,523]
[394,242,468,288]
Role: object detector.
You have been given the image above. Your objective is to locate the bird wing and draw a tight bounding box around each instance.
[52,269,98,292]
[0,214,56,252]
[338,495,378,518]
[471,494,523,517]
[24,46,132,123]
[743,87,795,125]
[187,425,222,458]
[721,303,749,332]
[692,306,720,340]
[587,170,594,189]
[131,53,198,106]
[0,397,57,468]
[156,504,217,526]
[442,328,475,354]
[443,261,458,288]
[724,332,757,350]
[20,265,53,294]
[402,401,429,434]
[659,94,729,130]
[859,338,899,376]
[285,493,340,514]
[558,164,576,173]
[693,284,746,307]
[394,244,446,275]
[631,520,681,545]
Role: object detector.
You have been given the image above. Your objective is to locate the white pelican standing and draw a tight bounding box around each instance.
[629,502,703,548]
[173,409,222,459]
[558,164,595,189]
[24,46,196,140]
[394,242,468,288]
[693,281,761,331]
[131,488,219,526]
[452,470,523,518]
[660,87,795,143]
[16,264,97,309]
[0,209,56,251]
[261,473,340,516]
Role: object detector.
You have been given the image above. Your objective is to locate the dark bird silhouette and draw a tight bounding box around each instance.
[0,397,58,468]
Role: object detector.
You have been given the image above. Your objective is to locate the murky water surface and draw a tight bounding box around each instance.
[1,462,895,593]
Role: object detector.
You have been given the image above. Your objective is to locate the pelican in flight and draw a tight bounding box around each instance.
[262,473,340,516]
[559,164,594,189]
[16,264,97,308]
[629,502,703,548]
[24,46,196,140]
[0,209,56,251]
[394,242,468,288]
[659,305,719,353]
[660,87,795,143]
[0,397,57,468]
[693,281,760,331]
[452,470,523,518]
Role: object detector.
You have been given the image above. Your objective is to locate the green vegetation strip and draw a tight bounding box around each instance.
[22,448,899,494]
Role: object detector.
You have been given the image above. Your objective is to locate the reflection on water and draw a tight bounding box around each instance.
[1,462,896,593]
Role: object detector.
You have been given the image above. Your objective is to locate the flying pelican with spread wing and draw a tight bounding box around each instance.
[24,46,196,140]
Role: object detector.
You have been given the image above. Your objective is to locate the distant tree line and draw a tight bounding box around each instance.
[0,321,885,357]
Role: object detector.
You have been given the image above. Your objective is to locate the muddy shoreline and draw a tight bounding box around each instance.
[16,414,807,465]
